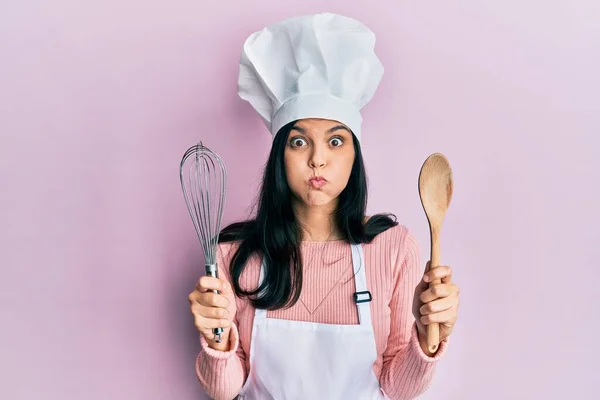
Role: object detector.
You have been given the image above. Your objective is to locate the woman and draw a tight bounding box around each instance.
[188,13,460,400]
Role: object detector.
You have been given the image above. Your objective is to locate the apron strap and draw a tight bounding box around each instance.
[350,243,371,326]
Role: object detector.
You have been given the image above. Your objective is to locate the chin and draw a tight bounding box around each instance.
[303,192,335,207]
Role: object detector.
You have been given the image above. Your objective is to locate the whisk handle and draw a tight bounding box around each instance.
[205,263,224,343]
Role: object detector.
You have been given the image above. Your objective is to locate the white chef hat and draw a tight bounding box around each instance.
[237,12,384,142]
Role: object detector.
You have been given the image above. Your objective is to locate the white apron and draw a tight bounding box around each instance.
[237,243,388,400]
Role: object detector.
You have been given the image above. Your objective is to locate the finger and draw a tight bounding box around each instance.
[192,303,230,320]
[196,276,232,294]
[197,292,231,308]
[419,294,456,316]
[419,283,456,303]
[196,276,221,292]
[188,291,199,305]
[423,265,452,284]
[195,314,233,330]
[420,306,456,325]
[441,268,453,284]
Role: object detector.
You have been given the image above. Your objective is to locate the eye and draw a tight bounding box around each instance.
[290,137,307,147]
[329,136,344,147]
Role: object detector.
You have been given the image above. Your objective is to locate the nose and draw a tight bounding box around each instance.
[308,142,326,169]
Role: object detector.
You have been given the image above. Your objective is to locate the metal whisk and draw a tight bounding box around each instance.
[179,141,227,343]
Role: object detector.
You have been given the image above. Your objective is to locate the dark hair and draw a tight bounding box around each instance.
[218,121,398,310]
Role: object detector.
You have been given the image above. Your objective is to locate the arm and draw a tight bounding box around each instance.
[379,230,449,400]
[195,244,248,400]
[195,323,247,400]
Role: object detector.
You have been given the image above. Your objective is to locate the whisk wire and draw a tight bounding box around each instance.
[180,142,226,263]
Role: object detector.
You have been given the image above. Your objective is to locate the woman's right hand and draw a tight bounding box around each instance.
[188,275,237,351]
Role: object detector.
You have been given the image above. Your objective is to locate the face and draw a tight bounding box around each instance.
[283,118,355,208]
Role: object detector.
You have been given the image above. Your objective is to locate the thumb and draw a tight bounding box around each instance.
[422,260,431,281]
[219,278,234,295]
[416,261,431,291]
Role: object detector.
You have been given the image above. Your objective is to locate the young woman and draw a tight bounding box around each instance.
[188,13,460,400]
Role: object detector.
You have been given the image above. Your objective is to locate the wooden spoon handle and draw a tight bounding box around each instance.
[427,230,441,353]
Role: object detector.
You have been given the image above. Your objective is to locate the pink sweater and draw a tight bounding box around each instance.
[195,224,449,400]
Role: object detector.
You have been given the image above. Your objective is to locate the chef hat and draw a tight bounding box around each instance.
[237,12,384,142]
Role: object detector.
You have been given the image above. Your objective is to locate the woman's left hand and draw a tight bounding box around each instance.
[412,261,460,347]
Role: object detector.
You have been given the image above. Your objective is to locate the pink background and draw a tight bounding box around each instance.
[1,1,598,399]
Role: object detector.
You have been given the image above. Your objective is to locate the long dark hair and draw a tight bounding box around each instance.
[218,120,398,310]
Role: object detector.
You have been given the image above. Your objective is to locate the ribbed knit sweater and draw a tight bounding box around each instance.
[195,224,449,400]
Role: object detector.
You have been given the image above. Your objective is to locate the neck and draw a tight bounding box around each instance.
[292,200,342,241]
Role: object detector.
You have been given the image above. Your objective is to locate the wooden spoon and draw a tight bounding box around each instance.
[418,152,454,353]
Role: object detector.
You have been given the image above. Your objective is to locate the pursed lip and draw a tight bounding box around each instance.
[309,176,327,182]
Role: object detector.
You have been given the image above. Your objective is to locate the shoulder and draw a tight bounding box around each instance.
[363,219,421,266]
[218,240,264,296]
[216,239,262,277]
[216,239,249,267]
[366,222,417,248]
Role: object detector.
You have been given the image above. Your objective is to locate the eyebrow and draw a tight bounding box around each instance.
[291,125,351,135]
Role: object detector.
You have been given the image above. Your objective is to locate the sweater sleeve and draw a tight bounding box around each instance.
[379,229,449,400]
[194,244,248,400]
